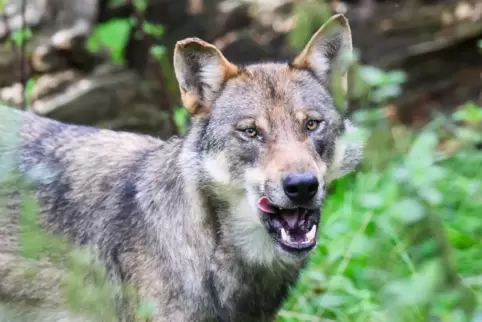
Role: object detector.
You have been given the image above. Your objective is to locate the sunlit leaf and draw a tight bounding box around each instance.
[393,198,425,224]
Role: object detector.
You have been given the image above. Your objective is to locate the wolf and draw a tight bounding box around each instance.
[0,14,363,322]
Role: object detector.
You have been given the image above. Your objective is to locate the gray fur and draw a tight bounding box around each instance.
[0,14,363,322]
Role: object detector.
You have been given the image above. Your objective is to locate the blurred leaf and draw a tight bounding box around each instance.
[10,28,32,46]
[359,66,386,87]
[352,108,386,123]
[393,199,425,224]
[305,269,327,283]
[150,45,166,61]
[143,22,164,37]
[25,78,36,103]
[327,276,358,294]
[359,193,384,210]
[418,187,442,206]
[453,102,482,123]
[87,18,132,64]
[383,260,443,307]
[372,84,402,103]
[455,127,482,143]
[288,1,331,51]
[340,125,369,146]
[317,293,348,308]
[385,71,407,85]
[134,0,148,12]
[405,131,438,170]
[174,106,189,135]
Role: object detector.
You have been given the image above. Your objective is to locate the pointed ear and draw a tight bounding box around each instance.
[173,38,240,116]
[291,14,352,93]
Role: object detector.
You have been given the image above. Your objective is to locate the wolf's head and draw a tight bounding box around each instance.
[174,15,364,264]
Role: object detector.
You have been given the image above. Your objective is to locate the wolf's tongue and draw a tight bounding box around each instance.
[257,197,277,214]
[280,210,299,229]
[257,197,301,229]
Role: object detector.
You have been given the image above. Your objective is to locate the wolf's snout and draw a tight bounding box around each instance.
[282,173,319,204]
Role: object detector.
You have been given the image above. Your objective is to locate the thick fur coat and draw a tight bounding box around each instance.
[0,14,364,322]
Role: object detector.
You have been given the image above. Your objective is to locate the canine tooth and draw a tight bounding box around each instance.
[281,228,290,242]
[306,225,316,241]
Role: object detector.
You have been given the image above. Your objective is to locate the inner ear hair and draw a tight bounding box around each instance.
[290,14,352,87]
[173,38,240,116]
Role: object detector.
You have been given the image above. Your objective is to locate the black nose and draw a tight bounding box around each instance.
[282,173,319,204]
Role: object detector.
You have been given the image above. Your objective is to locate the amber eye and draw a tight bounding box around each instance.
[306,120,320,131]
[244,128,258,138]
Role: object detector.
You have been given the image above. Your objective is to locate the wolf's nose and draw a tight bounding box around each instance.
[282,173,319,204]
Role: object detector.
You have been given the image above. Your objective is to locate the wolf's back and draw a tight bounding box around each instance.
[0,105,173,320]
[0,104,172,243]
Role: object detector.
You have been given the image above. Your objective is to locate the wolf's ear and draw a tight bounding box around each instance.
[325,119,364,184]
[291,14,352,94]
[173,38,240,116]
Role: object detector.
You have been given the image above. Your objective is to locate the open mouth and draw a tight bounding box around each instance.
[257,196,320,253]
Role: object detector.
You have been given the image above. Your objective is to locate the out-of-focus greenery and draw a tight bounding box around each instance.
[1,2,481,321]
[87,18,132,64]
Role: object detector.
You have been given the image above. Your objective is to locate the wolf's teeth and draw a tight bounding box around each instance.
[305,225,317,242]
[281,228,290,242]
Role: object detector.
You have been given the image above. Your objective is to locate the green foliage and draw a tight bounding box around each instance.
[8,28,33,47]
[453,102,482,125]
[358,66,407,104]
[87,18,132,64]
[143,22,164,37]
[24,78,36,104]
[288,0,332,51]
[174,106,190,135]
[86,6,187,135]
[150,45,166,60]
[133,0,148,13]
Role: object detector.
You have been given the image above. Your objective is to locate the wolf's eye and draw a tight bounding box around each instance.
[306,120,321,131]
[244,128,258,138]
